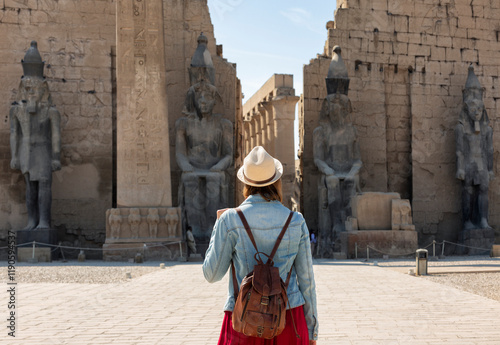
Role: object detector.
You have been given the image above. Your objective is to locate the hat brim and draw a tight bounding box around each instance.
[237,158,283,187]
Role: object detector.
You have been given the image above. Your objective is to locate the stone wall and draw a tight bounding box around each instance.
[240,74,299,208]
[301,0,500,248]
[0,0,241,253]
[0,0,116,248]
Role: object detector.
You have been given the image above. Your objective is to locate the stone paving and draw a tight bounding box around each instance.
[2,260,500,344]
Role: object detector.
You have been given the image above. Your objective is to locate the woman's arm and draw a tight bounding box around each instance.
[294,219,319,341]
[202,215,234,283]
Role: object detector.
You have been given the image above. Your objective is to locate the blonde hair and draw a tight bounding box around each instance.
[243,179,282,203]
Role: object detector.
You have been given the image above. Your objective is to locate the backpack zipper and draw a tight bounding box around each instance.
[240,291,251,321]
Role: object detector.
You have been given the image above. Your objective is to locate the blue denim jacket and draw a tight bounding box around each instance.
[203,194,319,340]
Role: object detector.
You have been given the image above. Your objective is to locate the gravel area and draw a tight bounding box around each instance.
[0,261,176,284]
[426,272,500,302]
[372,255,500,302]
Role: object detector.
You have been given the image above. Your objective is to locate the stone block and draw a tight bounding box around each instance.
[461,228,495,255]
[17,248,52,263]
[351,192,401,230]
[445,47,461,62]
[430,46,446,61]
[341,230,418,258]
[492,245,500,257]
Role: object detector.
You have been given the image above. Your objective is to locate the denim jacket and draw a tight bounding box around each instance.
[203,194,319,340]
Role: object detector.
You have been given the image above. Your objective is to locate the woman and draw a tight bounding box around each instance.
[203,146,318,345]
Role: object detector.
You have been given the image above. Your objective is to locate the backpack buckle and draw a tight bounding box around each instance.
[257,326,264,337]
[260,296,269,305]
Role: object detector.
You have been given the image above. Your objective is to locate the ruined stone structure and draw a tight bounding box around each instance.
[301,0,500,252]
[0,0,240,257]
[240,74,299,208]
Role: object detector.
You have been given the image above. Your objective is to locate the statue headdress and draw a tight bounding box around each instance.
[22,41,44,78]
[463,64,483,100]
[325,46,349,95]
[189,33,216,86]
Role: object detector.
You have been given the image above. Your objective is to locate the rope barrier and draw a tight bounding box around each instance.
[442,240,491,252]
[12,240,184,252]
[357,239,493,259]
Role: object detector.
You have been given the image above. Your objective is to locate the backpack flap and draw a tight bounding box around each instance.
[252,263,282,296]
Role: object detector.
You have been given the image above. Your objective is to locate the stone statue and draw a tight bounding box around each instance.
[147,208,160,238]
[313,46,361,254]
[165,208,179,238]
[128,208,141,239]
[456,65,494,230]
[10,41,61,231]
[175,34,233,244]
[391,199,415,231]
[186,226,197,255]
[109,208,122,239]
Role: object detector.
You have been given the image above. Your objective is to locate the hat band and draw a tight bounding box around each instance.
[244,172,276,185]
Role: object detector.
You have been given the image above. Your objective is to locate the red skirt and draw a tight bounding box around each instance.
[217,306,310,345]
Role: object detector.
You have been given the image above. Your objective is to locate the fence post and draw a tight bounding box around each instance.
[433,240,436,258]
[32,241,36,260]
[367,247,369,260]
[355,242,358,259]
[441,241,445,257]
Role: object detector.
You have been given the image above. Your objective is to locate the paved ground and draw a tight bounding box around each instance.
[2,260,500,344]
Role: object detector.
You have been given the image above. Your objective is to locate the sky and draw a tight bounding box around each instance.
[207,0,338,157]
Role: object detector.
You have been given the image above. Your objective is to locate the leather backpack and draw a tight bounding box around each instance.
[231,208,299,339]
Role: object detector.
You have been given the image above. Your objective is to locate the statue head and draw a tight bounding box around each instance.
[461,65,489,132]
[18,76,51,114]
[320,93,352,127]
[185,81,218,118]
[148,208,159,216]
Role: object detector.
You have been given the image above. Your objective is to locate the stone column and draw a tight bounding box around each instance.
[261,101,275,156]
[253,110,262,146]
[271,95,299,208]
[249,118,255,150]
[105,0,182,261]
[258,104,268,148]
[116,0,172,207]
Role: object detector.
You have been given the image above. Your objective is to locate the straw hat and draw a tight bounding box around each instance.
[237,146,283,187]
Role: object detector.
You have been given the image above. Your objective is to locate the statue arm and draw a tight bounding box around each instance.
[348,130,362,178]
[313,127,334,176]
[9,107,20,169]
[175,118,194,172]
[455,124,465,180]
[210,119,233,172]
[486,127,494,178]
[50,108,62,171]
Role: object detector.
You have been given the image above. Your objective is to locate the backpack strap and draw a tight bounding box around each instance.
[268,211,294,263]
[236,208,259,253]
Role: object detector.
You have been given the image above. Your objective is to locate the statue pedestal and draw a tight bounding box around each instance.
[460,228,495,255]
[16,229,58,262]
[341,230,418,259]
[103,207,184,261]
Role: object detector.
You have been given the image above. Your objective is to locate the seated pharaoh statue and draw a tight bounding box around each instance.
[313,46,362,254]
[175,34,233,245]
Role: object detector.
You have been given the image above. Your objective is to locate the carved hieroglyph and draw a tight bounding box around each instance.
[116,0,172,207]
[105,207,181,243]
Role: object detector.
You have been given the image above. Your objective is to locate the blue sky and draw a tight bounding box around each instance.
[207,1,337,156]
